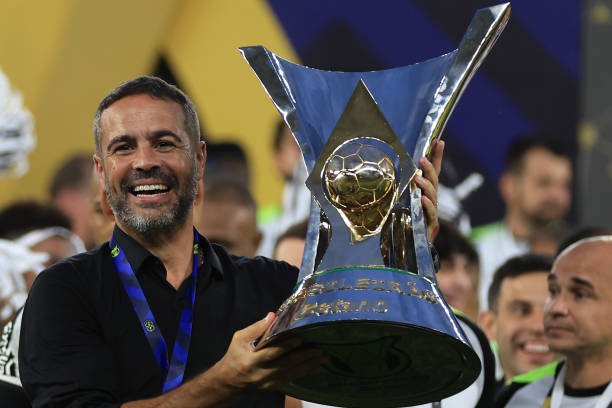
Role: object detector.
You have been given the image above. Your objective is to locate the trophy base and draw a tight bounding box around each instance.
[259,267,480,407]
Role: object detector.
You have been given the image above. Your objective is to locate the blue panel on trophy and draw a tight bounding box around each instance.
[275,51,456,170]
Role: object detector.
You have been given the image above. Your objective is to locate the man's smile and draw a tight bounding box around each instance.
[131,184,170,197]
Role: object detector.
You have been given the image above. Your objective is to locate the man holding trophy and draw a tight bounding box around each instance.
[19,3,509,408]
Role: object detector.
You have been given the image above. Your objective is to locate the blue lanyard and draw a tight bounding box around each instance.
[110,230,199,393]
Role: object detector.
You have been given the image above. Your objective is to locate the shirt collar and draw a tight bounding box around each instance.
[110,225,224,278]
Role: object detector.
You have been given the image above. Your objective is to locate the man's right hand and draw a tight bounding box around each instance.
[123,313,323,408]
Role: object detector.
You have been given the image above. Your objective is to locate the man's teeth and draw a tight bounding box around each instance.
[133,184,169,194]
[523,343,549,353]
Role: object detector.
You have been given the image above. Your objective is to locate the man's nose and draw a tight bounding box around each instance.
[545,294,568,318]
[132,145,158,170]
[527,307,545,332]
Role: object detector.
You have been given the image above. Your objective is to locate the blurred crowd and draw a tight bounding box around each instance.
[1,70,611,408]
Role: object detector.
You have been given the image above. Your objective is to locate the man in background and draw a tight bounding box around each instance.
[194,178,262,257]
[258,121,311,257]
[49,154,96,249]
[434,221,480,320]
[88,167,115,246]
[479,254,559,385]
[498,236,612,407]
[471,136,572,310]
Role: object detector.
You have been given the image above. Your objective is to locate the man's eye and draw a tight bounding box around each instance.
[113,144,131,153]
[157,141,175,150]
[548,285,560,297]
[572,289,590,300]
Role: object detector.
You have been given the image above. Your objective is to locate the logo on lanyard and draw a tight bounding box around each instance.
[144,319,156,333]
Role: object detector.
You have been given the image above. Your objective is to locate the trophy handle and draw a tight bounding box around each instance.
[413,2,511,161]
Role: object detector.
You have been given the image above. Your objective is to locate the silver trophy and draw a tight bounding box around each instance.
[241,4,509,407]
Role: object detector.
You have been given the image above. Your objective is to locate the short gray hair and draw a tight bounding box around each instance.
[93,76,200,155]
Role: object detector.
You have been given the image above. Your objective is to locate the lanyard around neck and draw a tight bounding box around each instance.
[547,363,612,408]
[110,230,199,393]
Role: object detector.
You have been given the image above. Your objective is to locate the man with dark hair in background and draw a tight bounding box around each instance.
[204,142,250,187]
[0,200,85,269]
[471,136,572,311]
[49,153,97,249]
[194,178,262,257]
[479,254,559,386]
[19,76,444,407]
[434,220,480,320]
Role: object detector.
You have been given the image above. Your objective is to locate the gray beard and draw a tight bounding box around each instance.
[105,167,198,245]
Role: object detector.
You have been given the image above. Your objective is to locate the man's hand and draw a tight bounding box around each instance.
[213,312,324,392]
[123,313,323,408]
[415,140,444,242]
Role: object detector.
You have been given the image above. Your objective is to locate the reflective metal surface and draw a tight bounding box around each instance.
[241,3,509,406]
[262,267,480,407]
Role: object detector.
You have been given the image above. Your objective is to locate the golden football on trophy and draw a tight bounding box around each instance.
[324,141,396,239]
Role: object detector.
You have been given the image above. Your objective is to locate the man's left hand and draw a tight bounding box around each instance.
[415,140,444,242]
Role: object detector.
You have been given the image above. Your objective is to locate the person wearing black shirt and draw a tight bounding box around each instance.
[19,76,443,407]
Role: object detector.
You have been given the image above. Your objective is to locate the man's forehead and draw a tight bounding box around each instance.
[551,237,612,283]
[500,271,548,297]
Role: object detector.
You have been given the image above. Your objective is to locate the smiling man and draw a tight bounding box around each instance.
[479,254,559,385]
[18,76,444,408]
[497,236,612,407]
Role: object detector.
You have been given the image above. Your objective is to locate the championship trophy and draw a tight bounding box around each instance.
[240,4,509,407]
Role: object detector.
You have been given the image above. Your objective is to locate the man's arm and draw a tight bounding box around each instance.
[122,313,323,408]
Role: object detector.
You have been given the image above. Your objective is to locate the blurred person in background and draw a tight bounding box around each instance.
[0,65,39,408]
[471,136,572,311]
[0,245,39,408]
[194,178,262,257]
[204,141,250,187]
[273,219,308,268]
[258,120,311,257]
[88,166,115,246]
[0,200,85,269]
[434,220,480,320]
[498,236,612,407]
[479,254,559,387]
[0,201,83,408]
[49,153,96,249]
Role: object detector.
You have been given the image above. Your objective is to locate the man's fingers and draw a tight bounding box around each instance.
[430,139,444,176]
[235,312,276,347]
[254,337,304,362]
[257,349,325,390]
[422,194,439,239]
[415,175,436,208]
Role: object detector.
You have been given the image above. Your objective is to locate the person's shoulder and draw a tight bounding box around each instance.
[453,310,498,407]
[31,243,110,292]
[470,221,508,243]
[495,364,558,407]
[212,243,298,277]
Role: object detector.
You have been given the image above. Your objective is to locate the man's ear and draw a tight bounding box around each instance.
[93,155,105,185]
[196,141,206,181]
[478,310,498,342]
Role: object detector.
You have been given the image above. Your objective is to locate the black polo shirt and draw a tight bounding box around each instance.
[19,226,298,408]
